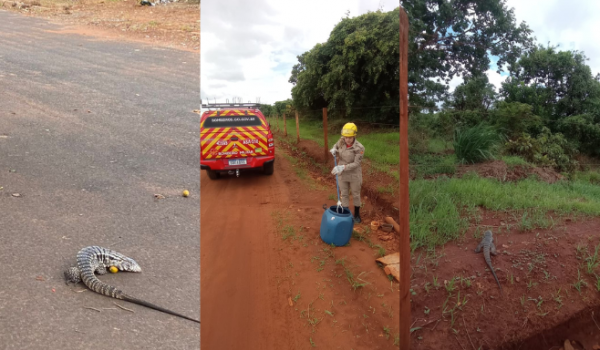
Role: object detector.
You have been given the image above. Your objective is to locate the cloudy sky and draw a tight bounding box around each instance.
[200,0,399,107]
[460,0,600,92]
[201,0,600,107]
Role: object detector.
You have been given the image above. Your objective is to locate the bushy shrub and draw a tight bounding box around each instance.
[505,127,579,172]
[453,123,504,164]
[409,112,449,139]
[453,110,488,129]
[492,102,543,138]
[557,114,600,157]
[504,133,544,164]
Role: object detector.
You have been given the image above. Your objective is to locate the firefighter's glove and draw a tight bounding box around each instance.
[331,165,345,175]
[329,147,337,156]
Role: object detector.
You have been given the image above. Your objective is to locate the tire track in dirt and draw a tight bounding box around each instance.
[200,163,303,349]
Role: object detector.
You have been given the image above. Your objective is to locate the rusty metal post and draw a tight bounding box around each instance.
[283,113,287,136]
[295,111,300,143]
[399,7,411,350]
[323,108,328,162]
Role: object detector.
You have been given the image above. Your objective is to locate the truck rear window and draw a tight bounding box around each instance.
[203,115,263,128]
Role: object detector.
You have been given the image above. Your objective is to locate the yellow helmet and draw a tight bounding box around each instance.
[341,123,357,137]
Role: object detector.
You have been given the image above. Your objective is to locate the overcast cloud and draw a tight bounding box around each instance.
[486,0,600,92]
[201,0,600,107]
[200,0,399,107]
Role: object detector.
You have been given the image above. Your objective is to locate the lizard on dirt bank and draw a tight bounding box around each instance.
[475,230,503,293]
[65,246,200,323]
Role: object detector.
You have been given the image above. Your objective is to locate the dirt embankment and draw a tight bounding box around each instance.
[280,134,566,250]
[279,133,600,349]
[1,0,200,51]
[453,160,565,183]
[284,135,567,217]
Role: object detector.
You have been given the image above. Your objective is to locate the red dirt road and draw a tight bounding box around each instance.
[200,166,295,349]
[201,152,400,349]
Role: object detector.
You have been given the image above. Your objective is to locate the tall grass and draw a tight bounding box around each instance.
[573,170,600,185]
[409,153,457,178]
[270,118,326,146]
[359,132,399,179]
[453,124,503,164]
[427,138,453,153]
[409,174,600,251]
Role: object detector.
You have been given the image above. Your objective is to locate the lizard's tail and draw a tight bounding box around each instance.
[122,294,200,323]
[80,269,199,323]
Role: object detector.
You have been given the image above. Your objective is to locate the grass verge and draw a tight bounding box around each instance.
[410,173,600,251]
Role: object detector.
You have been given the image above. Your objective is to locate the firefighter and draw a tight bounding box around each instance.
[329,122,365,223]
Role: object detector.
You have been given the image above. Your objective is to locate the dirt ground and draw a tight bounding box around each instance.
[288,138,401,244]
[200,140,400,349]
[410,212,600,350]
[292,135,600,349]
[0,0,199,51]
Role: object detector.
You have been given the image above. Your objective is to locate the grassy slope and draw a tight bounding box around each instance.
[268,117,600,251]
[410,173,600,250]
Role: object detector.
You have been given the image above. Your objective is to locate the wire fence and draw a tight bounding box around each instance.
[264,106,600,181]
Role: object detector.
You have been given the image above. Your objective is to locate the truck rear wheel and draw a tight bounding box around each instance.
[264,161,274,175]
[207,169,220,180]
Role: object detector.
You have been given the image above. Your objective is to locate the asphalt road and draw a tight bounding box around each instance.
[0,10,200,349]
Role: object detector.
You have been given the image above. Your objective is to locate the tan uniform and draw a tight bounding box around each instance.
[334,137,365,207]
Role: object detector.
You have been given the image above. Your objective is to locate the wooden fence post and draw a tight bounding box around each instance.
[399,7,411,350]
[295,111,300,143]
[323,108,328,161]
[283,113,287,136]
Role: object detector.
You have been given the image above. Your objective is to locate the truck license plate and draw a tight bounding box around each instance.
[229,159,247,166]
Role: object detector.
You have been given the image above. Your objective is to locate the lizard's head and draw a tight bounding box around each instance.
[484,230,493,238]
[112,256,142,273]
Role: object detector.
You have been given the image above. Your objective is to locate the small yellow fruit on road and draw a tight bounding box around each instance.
[109,266,118,274]
[183,190,190,197]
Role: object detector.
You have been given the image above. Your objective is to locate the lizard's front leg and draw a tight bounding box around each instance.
[475,241,484,253]
[95,265,108,275]
[64,267,82,284]
[490,242,498,256]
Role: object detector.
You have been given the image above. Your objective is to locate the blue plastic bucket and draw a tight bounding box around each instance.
[319,205,354,246]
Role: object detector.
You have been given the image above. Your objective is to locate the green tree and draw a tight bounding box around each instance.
[258,104,274,116]
[402,0,534,111]
[500,46,600,121]
[273,99,294,116]
[447,75,497,111]
[438,75,497,129]
[290,9,400,123]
